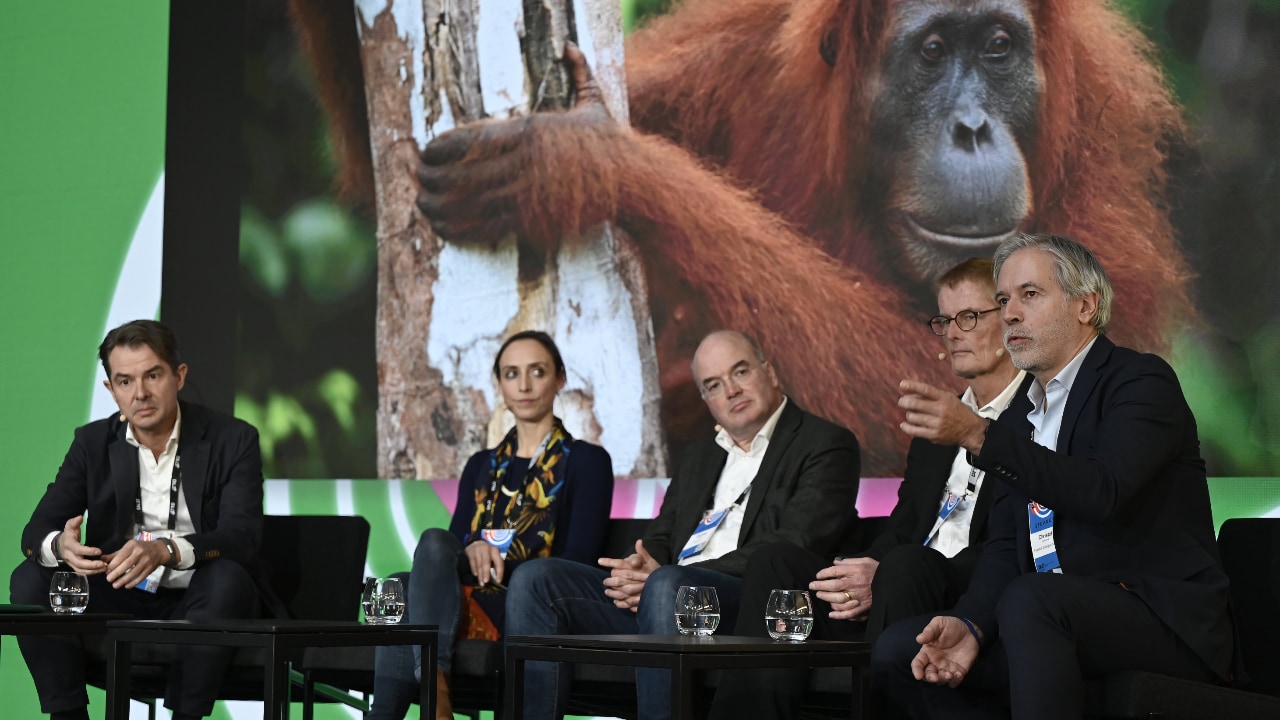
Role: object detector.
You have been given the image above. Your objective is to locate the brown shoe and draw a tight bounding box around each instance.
[436,668,454,720]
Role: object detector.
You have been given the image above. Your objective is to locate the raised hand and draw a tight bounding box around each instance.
[910,616,981,688]
[599,539,661,612]
[899,380,989,453]
[811,556,879,620]
[56,516,107,576]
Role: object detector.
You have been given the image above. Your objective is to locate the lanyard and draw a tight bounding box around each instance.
[482,430,553,529]
[135,453,181,531]
[922,466,980,546]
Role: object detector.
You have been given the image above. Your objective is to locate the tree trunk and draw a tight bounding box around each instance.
[354,0,666,479]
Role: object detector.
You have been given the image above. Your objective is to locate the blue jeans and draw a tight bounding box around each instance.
[368,528,464,719]
[506,557,742,720]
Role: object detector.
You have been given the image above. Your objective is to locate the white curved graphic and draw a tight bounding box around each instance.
[91,172,166,422]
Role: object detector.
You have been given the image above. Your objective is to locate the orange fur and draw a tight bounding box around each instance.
[295,0,1193,475]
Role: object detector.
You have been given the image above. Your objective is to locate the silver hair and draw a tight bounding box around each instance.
[993,233,1113,333]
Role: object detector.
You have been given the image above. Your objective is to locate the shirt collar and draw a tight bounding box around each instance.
[125,407,183,455]
[1028,335,1099,410]
[961,369,1027,420]
[715,396,789,455]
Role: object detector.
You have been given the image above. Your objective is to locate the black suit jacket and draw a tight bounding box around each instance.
[954,336,1233,679]
[643,401,861,576]
[21,401,267,582]
[860,438,995,575]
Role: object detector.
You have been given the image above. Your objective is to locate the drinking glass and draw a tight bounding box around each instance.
[49,571,90,614]
[361,577,406,625]
[674,585,720,636]
[765,589,813,641]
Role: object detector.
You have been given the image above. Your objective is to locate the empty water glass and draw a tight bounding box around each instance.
[674,585,720,636]
[50,571,90,614]
[361,577,405,624]
[765,589,813,641]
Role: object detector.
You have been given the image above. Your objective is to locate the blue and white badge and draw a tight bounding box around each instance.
[1027,501,1062,573]
[482,528,516,559]
[922,492,964,546]
[677,507,730,561]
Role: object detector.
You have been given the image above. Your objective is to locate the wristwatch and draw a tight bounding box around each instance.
[51,535,65,565]
[157,537,180,568]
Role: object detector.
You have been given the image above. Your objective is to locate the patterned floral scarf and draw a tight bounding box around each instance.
[468,418,572,562]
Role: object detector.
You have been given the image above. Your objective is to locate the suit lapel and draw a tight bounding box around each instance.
[1057,336,1112,453]
[179,404,210,532]
[740,401,800,536]
[110,426,141,541]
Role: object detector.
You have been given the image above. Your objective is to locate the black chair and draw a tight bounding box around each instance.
[1080,517,1280,719]
[85,514,372,718]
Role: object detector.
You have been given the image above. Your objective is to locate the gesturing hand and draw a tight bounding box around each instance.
[811,556,879,619]
[599,539,661,612]
[56,516,107,576]
[103,538,170,590]
[910,616,981,688]
[465,541,506,586]
[898,380,989,454]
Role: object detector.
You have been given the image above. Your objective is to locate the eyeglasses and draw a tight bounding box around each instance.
[927,307,1001,336]
[701,362,765,399]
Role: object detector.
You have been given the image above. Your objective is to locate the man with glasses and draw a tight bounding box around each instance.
[707,258,1024,720]
[506,329,862,720]
[875,235,1232,720]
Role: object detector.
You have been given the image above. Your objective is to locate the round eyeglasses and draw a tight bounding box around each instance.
[928,307,1001,336]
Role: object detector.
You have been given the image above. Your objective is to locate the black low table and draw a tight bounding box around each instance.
[0,611,131,636]
[0,612,132,664]
[505,634,871,720]
[105,619,437,720]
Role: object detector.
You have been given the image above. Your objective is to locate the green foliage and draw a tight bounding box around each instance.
[622,0,674,32]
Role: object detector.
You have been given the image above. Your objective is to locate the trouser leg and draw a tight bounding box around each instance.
[636,564,741,720]
[708,541,852,720]
[166,560,259,717]
[997,573,1218,720]
[505,558,637,720]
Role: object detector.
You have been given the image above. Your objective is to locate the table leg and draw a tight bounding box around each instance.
[263,642,285,720]
[106,638,133,720]
[672,656,694,720]
[856,663,872,720]
[505,651,526,720]
[421,638,436,718]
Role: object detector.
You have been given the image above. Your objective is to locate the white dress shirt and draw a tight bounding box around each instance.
[929,371,1027,557]
[680,397,789,566]
[1027,337,1098,451]
[40,412,199,588]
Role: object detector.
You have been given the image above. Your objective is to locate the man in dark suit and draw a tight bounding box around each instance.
[876,234,1233,720]
[708,258,1024,720]
[506,329,862,720]
[10,320,268,720]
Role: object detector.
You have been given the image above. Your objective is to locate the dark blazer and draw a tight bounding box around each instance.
[860,437,995,574]
[954,336,1233,679]
[642,400,861,577]
[21,401,268,584]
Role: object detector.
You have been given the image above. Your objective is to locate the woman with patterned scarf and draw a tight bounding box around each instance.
[368,331,615,719]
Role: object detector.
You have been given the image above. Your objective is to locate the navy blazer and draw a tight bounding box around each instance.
[642,401,862,577]
[21,401,266,577]
[954,336,1233,679]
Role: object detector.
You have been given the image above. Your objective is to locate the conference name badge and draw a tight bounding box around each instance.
[133,530,164,593]
[922,491,963,546]
[482,528,516,559]
[1027,501,1062,573]
[678,507,730,561]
